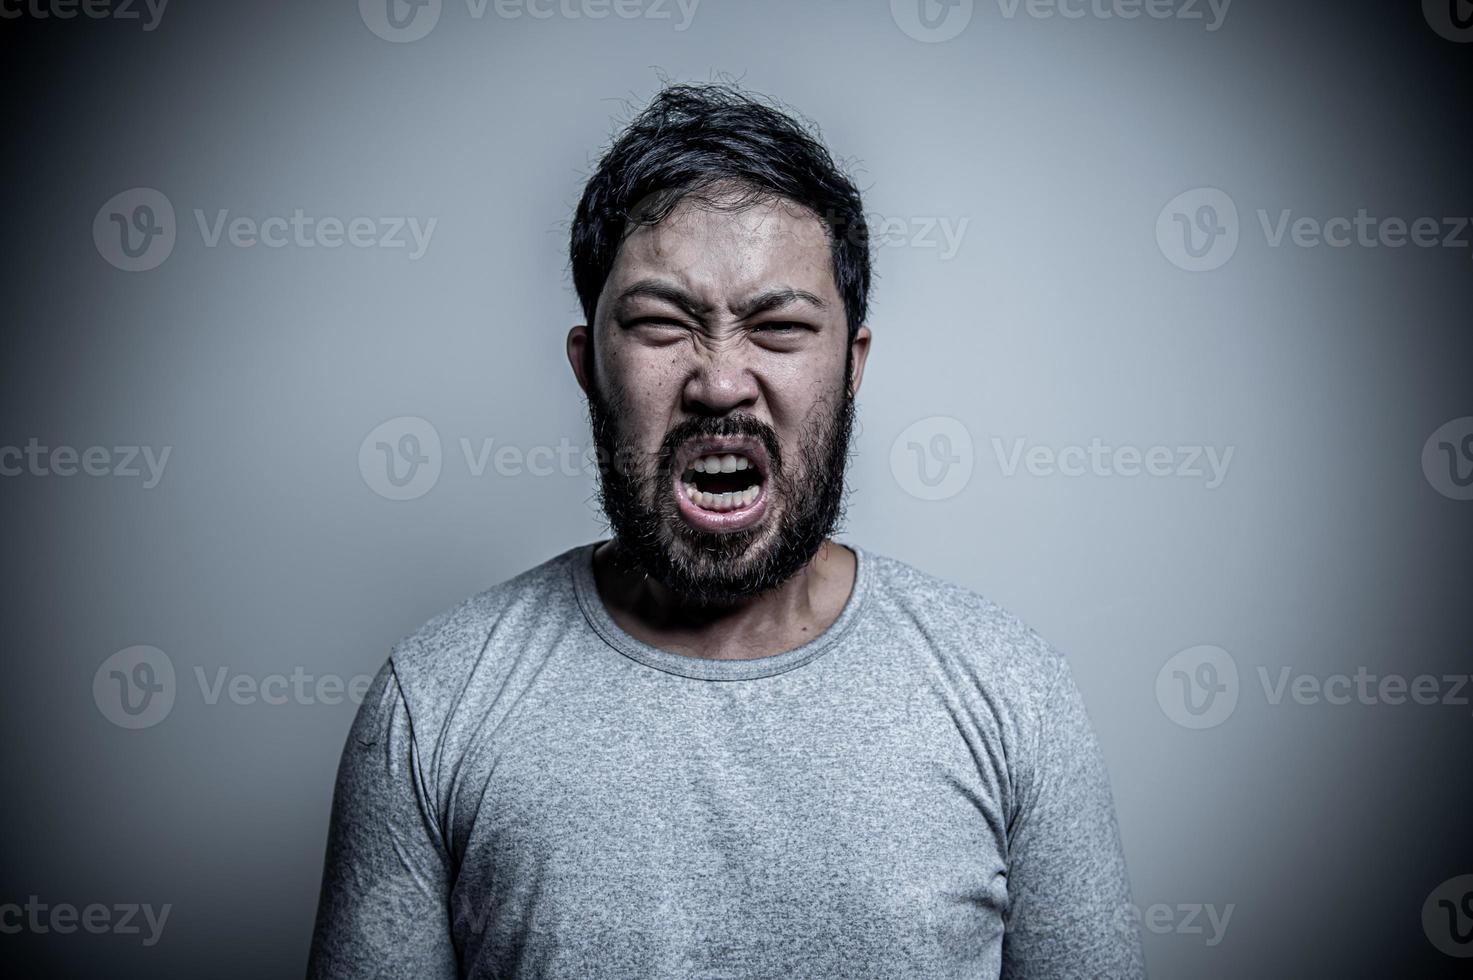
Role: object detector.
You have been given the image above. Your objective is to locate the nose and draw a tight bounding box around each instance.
[681,348,760,418]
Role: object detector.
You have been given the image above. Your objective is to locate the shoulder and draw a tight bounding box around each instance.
[385,544,587,717]
[857,546,1072,698]
[856,547,1096,817]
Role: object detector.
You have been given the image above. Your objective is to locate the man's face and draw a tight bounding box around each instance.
[571,188,870,605]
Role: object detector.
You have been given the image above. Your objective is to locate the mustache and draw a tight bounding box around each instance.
[656,413,783,480]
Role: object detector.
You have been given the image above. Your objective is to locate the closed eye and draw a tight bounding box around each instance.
[750,321,818,351]
[623,317,692,342]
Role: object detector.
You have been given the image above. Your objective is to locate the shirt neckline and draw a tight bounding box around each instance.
[569,539,871,681]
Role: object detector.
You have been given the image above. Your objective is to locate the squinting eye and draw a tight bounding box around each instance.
[754,322,802,333]
[627,318,689,338]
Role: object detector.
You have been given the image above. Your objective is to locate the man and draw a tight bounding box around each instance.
[309,83,1145,979]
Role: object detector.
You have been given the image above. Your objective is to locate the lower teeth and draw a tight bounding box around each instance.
[684,483,760,512]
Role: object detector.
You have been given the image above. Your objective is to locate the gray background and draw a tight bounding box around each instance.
[2,0,1470,976]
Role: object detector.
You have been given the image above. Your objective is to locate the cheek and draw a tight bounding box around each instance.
[760,349,846,423]
[603,346,684,444]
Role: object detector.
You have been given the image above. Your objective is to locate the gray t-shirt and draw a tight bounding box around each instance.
[308,541,1145,979]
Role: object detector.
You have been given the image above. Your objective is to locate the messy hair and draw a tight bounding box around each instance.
[569,82,872,341]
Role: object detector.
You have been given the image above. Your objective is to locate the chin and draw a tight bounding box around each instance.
[657,518,786,600]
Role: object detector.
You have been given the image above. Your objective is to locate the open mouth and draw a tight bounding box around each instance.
[672,439,770,532]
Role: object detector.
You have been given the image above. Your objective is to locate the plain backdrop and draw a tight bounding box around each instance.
[1,1,1470,976]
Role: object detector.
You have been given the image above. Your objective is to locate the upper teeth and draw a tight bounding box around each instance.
[690,454,751,474]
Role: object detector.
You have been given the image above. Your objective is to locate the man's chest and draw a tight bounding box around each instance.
[443,668,1014,978]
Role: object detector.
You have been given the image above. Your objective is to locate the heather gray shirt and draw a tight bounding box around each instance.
[308,542,1145,979]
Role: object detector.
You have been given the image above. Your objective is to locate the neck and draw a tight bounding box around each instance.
[592,537,856,661]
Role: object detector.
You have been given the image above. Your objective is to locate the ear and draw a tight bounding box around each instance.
[566,324,592,396]
[847,325,872,397]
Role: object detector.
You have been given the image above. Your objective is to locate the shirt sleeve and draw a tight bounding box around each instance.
[307,659,459,980]
[1000,655,1146,979]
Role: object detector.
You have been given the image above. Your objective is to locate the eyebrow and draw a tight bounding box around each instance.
[730,287,829,320]
[614,280,711,321]
[613,279,829,322]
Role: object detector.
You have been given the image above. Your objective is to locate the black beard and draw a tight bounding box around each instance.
[585,357,855,608]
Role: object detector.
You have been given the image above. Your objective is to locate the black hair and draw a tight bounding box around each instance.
[569,83,872,341]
